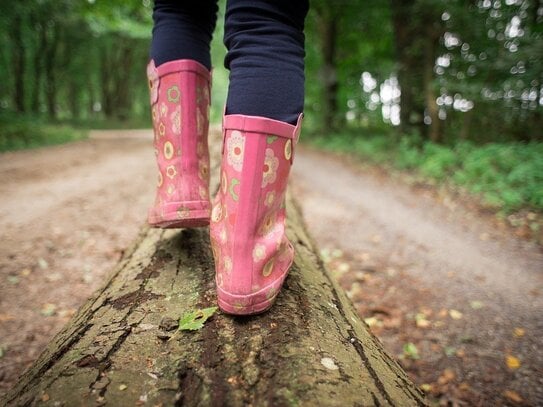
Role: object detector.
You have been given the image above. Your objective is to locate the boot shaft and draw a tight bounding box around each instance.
[211,114,302,313]
[147,59,212,227]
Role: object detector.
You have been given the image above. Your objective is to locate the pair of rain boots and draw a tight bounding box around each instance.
[147,59,302,315]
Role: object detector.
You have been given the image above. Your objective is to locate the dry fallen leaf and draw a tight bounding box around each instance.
[20,268,31,277]
[458,382,471,392]
[415,313,431,328]
[40,303,57,317]
[503,389,523,403]
[438,308,448,318]
[0,314,15,323]
[58,309,76,319]
[370,234,382,243]
[364,317,382,327]
[449,309,463,320]
[506,355,521,370]
[119,384,128,391]
[420,383,432,392]
[513,327,525,338]
[437,368,456,385]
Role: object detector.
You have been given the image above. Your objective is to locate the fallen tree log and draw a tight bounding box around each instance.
[3,196,426,406]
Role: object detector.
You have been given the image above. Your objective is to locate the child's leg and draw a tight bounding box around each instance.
[223,0,309,125]
[147,0,218,228]
[151,0,218,69]
[210,0,309,315]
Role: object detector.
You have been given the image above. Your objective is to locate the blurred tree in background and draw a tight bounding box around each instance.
[0,0,152,123]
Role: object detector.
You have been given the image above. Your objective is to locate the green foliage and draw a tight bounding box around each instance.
[177,307,218,331]
[304,0,542,141]
[403,342,421,360]
[308,130,543,213]
[0,0,152,123]
[0,115,86,152]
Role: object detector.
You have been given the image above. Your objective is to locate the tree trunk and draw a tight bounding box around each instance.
[30,14,46,114]
[114,42,134,121]
[10,15,26,113]
[44,23,59,120]
[390,0,443,139]
[100,45,114,119]
[390,0,419,135]
[424,27,440,142]
[68,81,80,120]
[459,108,473,141]
[1,193,426,406]
[320,15,340,132]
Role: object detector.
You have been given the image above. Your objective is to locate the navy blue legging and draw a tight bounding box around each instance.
[151,0,309,125]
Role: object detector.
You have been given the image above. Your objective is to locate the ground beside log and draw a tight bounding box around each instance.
[2,189,426,406]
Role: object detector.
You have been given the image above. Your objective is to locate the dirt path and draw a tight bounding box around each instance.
[292,147,543,406]
[0,131,156,395]
[1,131,542,405]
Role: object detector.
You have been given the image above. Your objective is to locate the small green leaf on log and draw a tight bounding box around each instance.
[178,307,218,331]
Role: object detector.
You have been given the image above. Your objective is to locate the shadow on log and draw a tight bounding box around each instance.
[2,141,426,406]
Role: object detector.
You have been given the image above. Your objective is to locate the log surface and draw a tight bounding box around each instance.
[3,144,426,406]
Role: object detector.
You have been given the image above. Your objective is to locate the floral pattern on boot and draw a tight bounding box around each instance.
[210,114,303,315]
[147,59,212,228]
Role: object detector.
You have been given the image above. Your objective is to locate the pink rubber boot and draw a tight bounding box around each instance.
[210,114,303,315]
[147,59,211,228]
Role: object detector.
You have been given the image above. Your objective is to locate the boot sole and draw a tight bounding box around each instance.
[215,265,290,316]
[148,201,210,229]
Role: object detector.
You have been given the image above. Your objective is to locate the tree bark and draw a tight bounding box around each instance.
[2,165,426,406]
